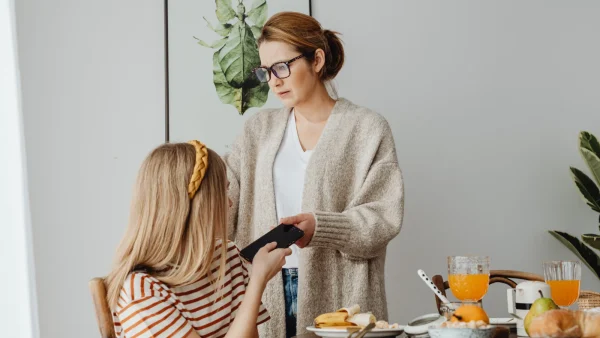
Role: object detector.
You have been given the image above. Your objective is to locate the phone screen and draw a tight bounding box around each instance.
[239,224,304,263]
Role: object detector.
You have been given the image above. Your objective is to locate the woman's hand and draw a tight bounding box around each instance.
[251,242,292,285]
[279,213,315,248]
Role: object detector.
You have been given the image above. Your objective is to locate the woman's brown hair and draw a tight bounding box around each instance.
[258,11,344,81]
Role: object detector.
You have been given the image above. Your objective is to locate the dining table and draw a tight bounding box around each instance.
[293,325,517,338]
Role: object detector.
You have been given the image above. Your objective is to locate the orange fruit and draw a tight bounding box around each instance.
[450,304,490,324]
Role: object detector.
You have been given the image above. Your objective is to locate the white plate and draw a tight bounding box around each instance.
[306,326,404,338]
[489,318,516,327]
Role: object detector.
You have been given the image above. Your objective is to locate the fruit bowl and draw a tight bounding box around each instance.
[428,327,495,338]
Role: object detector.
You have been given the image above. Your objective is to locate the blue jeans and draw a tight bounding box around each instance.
[283,268,298,338]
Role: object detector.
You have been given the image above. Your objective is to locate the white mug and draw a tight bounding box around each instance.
[507,281,551,337]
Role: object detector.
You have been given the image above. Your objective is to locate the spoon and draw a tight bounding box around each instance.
[417,269,454,309]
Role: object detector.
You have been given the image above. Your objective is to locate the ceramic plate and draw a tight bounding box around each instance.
[306,326,404,338]
[428,327,495,338]
[489,318,516,327]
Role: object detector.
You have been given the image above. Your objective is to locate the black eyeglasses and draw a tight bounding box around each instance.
[252,54,306,83]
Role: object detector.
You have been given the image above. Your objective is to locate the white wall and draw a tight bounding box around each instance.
[313,0,600,323]
[0,0,39,337]
[15,0,165,336]
[15,0,600,336]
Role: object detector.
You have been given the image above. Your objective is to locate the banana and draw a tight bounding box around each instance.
[347,313,376,327]
[314,312,353,328]
[314,304,375,329]
[337,304,361,317]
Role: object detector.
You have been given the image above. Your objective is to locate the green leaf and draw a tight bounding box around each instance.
[242,81,269,113]
[195,36,227,49]
[203,17,233,37]
[247,0,267,27]
[215,0,235,24]
[570,167,600,213]
[217,22,261,88]
[212,52,237,105]
[250,25,262,40]
[236,2,246,19]
[580,131,600,159]
[549,230,600,279]
[582,233,600,251]
[211,52,268,114]
[581,147,600,189]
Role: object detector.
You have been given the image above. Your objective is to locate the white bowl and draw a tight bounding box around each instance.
[428,327,495,338]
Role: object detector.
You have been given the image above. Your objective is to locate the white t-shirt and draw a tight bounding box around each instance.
[273,110,312,269]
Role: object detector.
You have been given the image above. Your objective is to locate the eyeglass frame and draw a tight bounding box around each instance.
[252,53,307,83]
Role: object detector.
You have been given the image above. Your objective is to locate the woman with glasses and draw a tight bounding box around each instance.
[224,11,404,338]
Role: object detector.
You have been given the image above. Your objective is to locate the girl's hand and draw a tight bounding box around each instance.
[251,242,292,284]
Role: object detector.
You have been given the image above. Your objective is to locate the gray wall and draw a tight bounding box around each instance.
[15,0,165,336]
[15,0,600,337]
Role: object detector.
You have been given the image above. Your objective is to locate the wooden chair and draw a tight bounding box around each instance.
[89,277,116,338]
[431,270,544,313]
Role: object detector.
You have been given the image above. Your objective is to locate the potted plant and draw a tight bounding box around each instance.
[550,131,600,308]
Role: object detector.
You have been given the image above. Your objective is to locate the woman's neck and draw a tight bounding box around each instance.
[293,83,336,123]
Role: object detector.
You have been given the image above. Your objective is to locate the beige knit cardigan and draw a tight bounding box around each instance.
[223,98,404,338]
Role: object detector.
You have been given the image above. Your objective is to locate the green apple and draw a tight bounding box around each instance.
[524,290,559,336]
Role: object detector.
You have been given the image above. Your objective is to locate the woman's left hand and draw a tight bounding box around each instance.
[279,213,315,248]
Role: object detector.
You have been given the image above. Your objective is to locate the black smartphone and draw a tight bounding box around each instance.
[239,224,304,263]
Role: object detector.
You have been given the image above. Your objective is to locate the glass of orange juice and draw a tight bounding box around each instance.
[543,260,581,307]
[448,256,490,302]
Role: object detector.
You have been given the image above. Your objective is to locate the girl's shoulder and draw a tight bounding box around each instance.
[120,271,171,303]
[214,240,246,267]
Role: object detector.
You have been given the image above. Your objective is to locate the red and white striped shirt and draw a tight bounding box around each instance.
[112,241,270,338]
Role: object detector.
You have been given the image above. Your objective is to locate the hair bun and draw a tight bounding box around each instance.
[322,29,345,81]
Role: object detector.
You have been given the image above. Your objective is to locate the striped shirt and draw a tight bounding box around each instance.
[112,241,270,338]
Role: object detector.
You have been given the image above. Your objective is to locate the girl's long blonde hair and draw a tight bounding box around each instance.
[105,142,229,310]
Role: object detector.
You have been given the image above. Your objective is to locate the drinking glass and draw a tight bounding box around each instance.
[543,260,581,307]
[448,256,490,302]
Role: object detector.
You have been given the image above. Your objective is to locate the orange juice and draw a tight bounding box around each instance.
[448,274,490,301]
[547,280,580,306]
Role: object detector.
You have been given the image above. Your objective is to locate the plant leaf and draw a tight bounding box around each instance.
[570,167,600,213]
[242,81,269,113]
[215,0,236,24]
[195,36,228,49]
[549,230,600,279]
[211,52,268,114]
[247,0,268,27]
[582,233,600,251]
[217,22,261,88]
[580,131,600,159]
[580,147,600,190]
[203,17,233,37]
[250,25,262,40]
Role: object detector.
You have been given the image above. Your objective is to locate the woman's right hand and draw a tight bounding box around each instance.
[251,242,291,285]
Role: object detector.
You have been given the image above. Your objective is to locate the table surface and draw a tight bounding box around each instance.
[294,335,517,338]
[293,327,517,338]
[294,334,518,338]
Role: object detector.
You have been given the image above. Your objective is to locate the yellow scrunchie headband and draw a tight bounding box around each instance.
[187,140,209,199]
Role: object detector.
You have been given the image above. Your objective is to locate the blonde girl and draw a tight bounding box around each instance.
[106,141,291,338]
